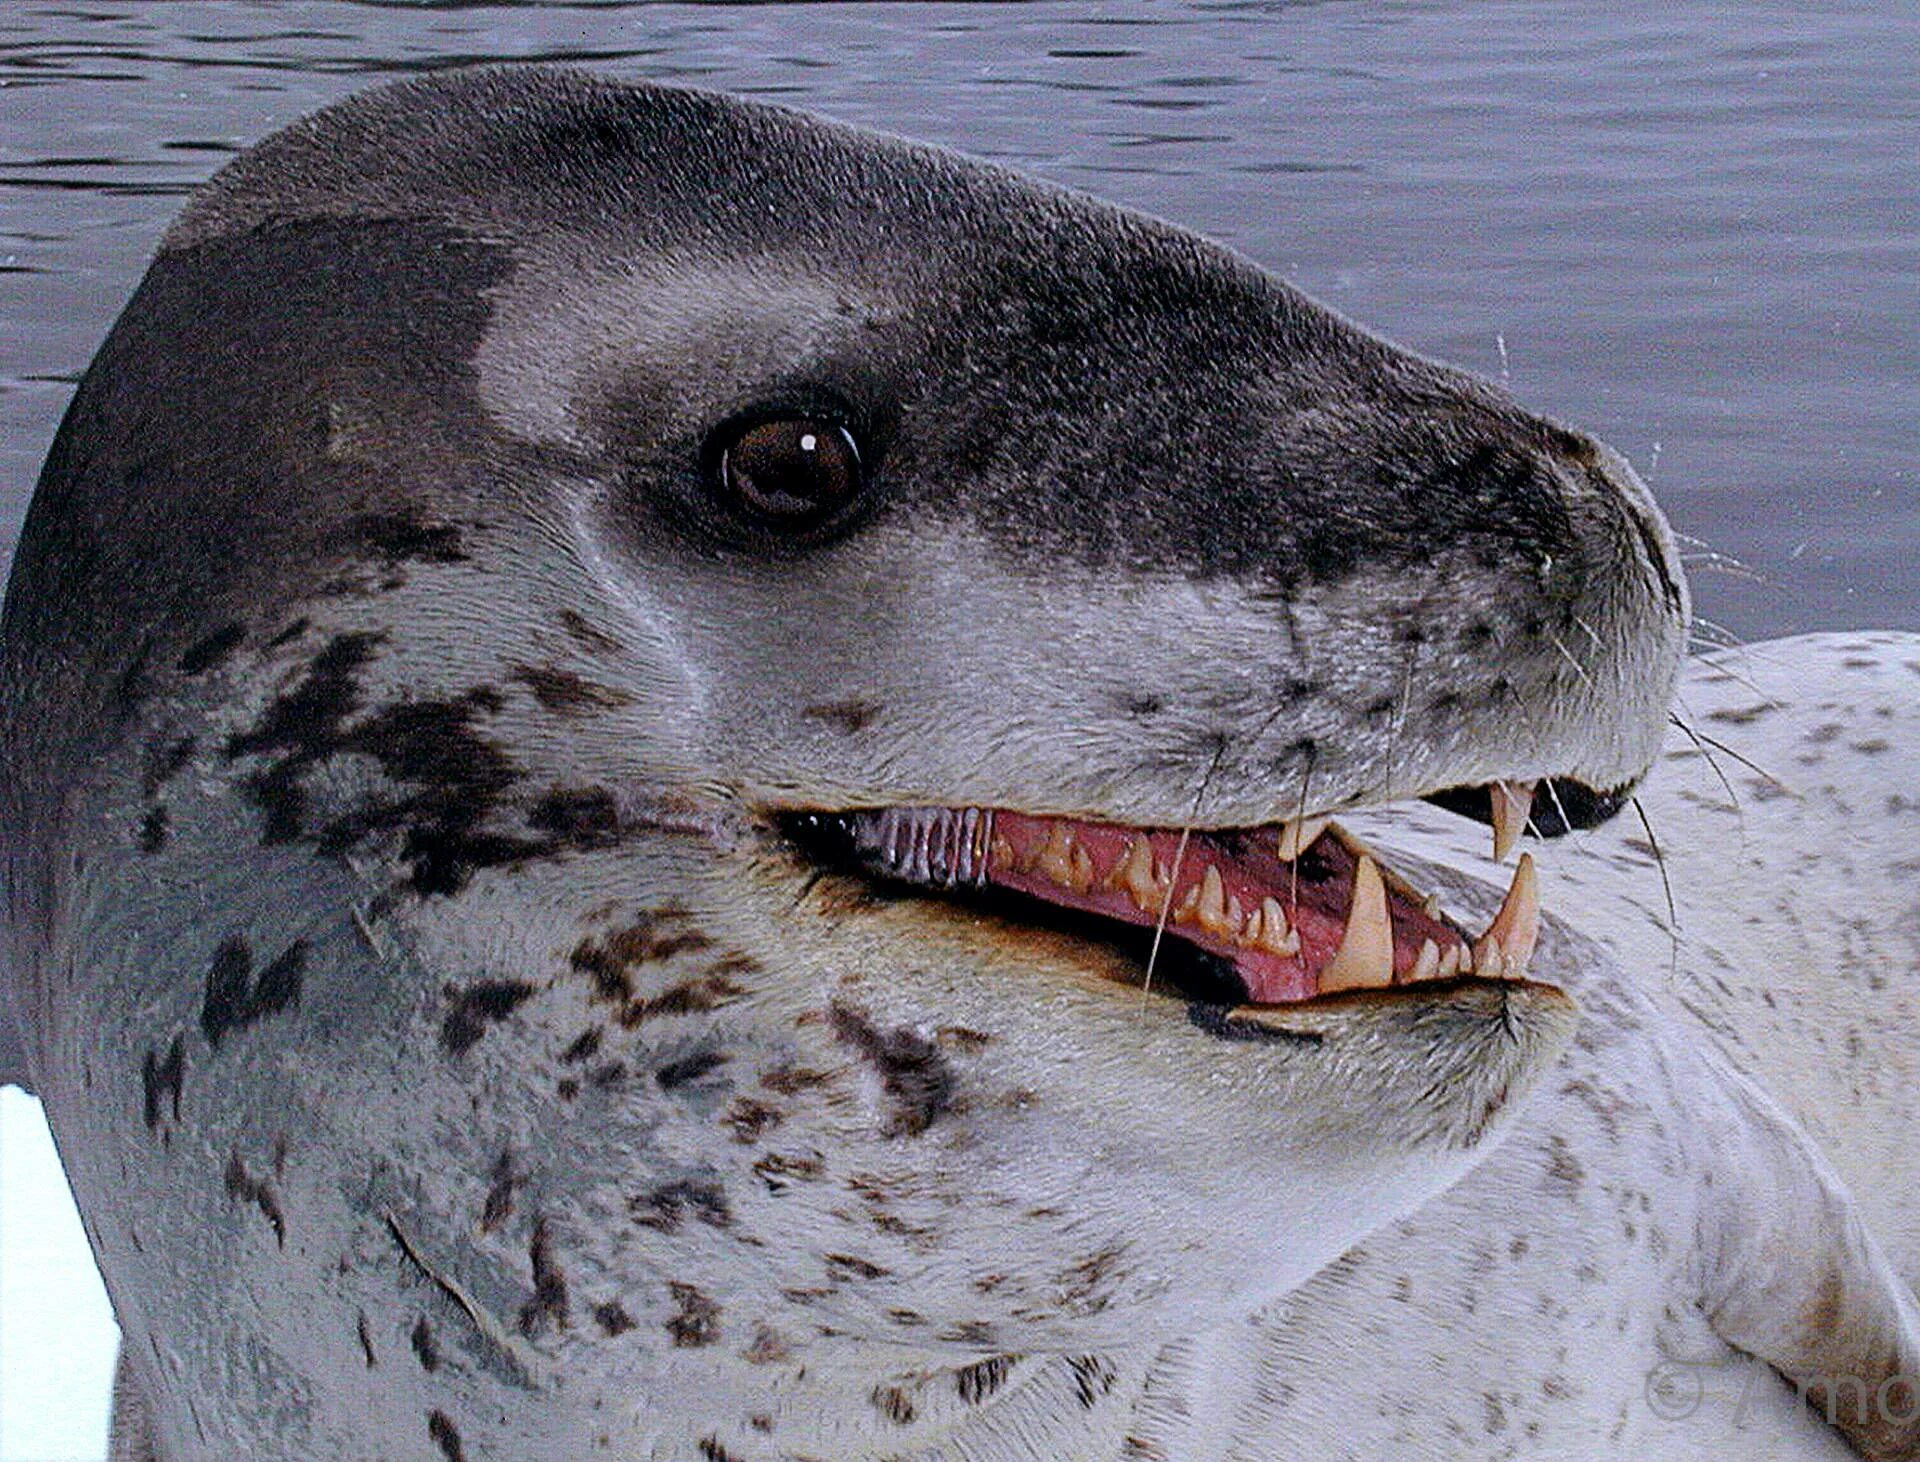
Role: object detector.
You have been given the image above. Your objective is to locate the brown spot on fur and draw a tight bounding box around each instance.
[568,913,717,1004]
[440,979,535,1056]
[631,1179,734,1233]
[697,1440,742,1462]
[936,1026,995,1053]
[136,805,170,852]
[666,1282,721,1347]
[511,663,635,715]
[223,1153,285,1246]
[743,1323,790,1364]
[872,1384,916,1424]
[559,608,622,656]
[826,1253,890,1282]
[725,1098,785,1144]
[427,1411,466,1462]
[266,618,310,649]
[349,512,468,566]
[560,1027,603,1064]
[178,622,245,676]
[1070,1354,1119,1408]
[760,1065,834,1097]
[527,786,623,848]
[517,1220,570,1337]
[200,938,305,1049]
[618,973,745,1028]
[957,1355,1016,1403]
[480,1151,519,1235]
[657,1049,728,1089]
[754,1151,825,1190]
[140,733,197,797]
[829,1002,953,1137]
[141,1036,185,1134]
[593,1300,635,1337]
[356,1312,376,1367]
[410,1316,439,1372]
[803,699,881,734]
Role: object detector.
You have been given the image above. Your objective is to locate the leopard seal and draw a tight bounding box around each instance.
[2,66,1916,1460]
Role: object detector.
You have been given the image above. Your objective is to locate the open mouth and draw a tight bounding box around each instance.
[785,780,1577,1010]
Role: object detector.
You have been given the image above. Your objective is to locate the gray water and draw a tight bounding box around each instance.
[2,1,1915,639]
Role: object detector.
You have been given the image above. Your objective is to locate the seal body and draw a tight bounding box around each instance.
[1,67,1913,1461]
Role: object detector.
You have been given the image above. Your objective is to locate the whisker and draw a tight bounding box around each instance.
[1688,728,1796,796]
[1668,708,1741,813]
[1630,794,1680,977]
[1547,632,1595,689]
[1142,735,1228,1001]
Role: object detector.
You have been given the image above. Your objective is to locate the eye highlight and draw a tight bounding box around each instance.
[713,415,863,528]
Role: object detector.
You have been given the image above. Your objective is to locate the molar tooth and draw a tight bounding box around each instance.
[1474,852,1540,978]
[1068,843,1096,894]
[1319,855,1394,992]
[1256,897,1300,956]
[1490,780,1536,864]
[1110,836,1169,914]
[1408,938,1442,984]
[1276,816,1330,860]
[990,834,1016,874]
[1034,822,1078,887]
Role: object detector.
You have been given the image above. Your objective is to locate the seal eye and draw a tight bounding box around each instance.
[716,416,862,527]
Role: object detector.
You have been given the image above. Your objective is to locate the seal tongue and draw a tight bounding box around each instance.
[984,811,1469,1003]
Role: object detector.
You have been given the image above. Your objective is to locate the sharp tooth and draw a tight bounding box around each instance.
[1319,855,1394,991]
[1490,780,1536,864]
[1276,816,1330,860]
[1226,893,1248,942]
[1421,893,1443,920]
[1194,865,1236,939]
[1068,843,1096,893]
[1438,944,1463,977]
[1035,823,1078,887]
[1110,836,1168,914]
[1256,896,1301,956]
[1474,852,1540,979]
[1408,938,1441,984]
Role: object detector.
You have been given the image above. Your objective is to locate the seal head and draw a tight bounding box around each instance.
[0,67,1686,1459]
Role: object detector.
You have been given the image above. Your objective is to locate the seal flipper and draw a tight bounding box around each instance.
[1698,1058,1920,1460]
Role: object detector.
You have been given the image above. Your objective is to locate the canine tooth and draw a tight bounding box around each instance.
[1490,780,1536,864]
[1195,866,1237,939]
[1474,852,1540,978]
[1035,823,1078,887]
[1408,938,1442,984]
[1256,897,1301,956]
[1276,816,1330,860]
[1319,855,1393,991]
